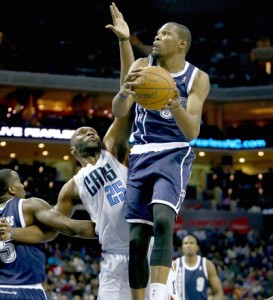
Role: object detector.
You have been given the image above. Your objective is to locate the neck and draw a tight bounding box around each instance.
[157,54,186,73]
[80,153,100,167]
[89,155,98,165]
[0,195,12,206]
[185,255,198,266]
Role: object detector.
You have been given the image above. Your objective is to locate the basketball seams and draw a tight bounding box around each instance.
[141,71,173,89]
[132,66,175,110]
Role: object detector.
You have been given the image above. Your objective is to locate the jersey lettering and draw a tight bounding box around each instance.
[0,241,16,263]
[0,216,14,226]
[84,163,118,197]
[105,180,126,206]
[137,112,144,123]
[196,277,205,292]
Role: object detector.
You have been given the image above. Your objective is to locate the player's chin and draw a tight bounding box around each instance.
[151,50,160,59]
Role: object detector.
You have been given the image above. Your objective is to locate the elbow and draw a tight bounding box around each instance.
[186,128,200,142]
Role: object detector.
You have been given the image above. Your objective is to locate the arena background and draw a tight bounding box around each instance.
[0,1,273,299]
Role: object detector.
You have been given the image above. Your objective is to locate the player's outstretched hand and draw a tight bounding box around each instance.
[105,2,130,40]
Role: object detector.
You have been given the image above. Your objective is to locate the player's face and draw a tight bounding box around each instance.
[72,127,101,157]
[152,23,180,57]
[9,171,26,198]
[182,236,199,256]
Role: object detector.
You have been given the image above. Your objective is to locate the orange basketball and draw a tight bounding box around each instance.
[132,66,175,110]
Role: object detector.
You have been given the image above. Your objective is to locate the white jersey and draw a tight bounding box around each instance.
[73,149,129,254]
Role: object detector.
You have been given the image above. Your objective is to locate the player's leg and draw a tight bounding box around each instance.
[129,222,153,300]
[98,253,131,300]
[165,264,179,300]
[149,204,176,300]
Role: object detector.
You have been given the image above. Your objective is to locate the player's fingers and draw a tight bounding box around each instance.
[112,3,122,18]
[105,25,114,31]
[109,5,117,24]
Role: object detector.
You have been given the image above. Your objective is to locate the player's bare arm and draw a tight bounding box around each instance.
[206,259,224,300]
[23,197,95,239]
[55,178,80,216]
[170,69,210,141]
[112,58,148,117]
[0,218,57,243]
[103,114,132,165]
[105,2,130,42]
[106,2,135,85]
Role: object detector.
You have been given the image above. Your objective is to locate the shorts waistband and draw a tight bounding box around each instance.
[102,249,129,255]
[0,283,44,289]
[130,142,189,154]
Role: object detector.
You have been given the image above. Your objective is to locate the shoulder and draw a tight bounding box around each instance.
[195,68,210,85]
[22,197,50,211]
[60,178,79,198]
[191,68,210,100]
[22,197,41,205]
[132,57,149,69]
[205,258,217,274]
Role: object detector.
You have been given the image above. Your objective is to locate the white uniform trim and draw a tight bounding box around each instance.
[0,283,44,289]
[131,142,189,154]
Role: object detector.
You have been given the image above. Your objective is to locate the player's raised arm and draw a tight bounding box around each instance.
[105,2,134,85]
[55,178,80,217]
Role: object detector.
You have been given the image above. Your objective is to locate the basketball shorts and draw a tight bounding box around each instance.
[98,252,131,300]
[125,146,195,224]
[0,283,47,300]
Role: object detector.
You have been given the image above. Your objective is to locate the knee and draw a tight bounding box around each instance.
[154,214,173,235]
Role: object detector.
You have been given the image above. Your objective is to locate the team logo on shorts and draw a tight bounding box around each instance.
[179,190,186,202]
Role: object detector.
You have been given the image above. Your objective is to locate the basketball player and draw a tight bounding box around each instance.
[0,168,95,300]
[1,4,178,300]
[173,235,224,300]
[0,117,132,300]
[111,4,210,299]
[0,6,134,298]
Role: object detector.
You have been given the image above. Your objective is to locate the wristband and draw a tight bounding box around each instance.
[118,37,130,42]
[169,104,181,112]
[10,229,14,241]
[118,92,128,100]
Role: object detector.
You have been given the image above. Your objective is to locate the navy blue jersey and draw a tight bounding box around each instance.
[0,198,46,285]
[132,57,199,145]
[174,255,209,300]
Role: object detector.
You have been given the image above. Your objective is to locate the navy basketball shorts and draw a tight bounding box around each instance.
[125,146,195,224]
[0,284,47,300]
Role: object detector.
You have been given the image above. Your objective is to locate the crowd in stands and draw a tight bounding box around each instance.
[1,142,273,299]
[1,100,273,147]
[38,225,273,300]
[0,1,273,88]
[1,3,273,299]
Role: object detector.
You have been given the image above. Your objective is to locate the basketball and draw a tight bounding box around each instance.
[132,66,175,110]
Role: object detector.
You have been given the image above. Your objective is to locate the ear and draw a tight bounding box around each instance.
[179,39,186,49]
[8,185,16,195]
[70,146,75,155]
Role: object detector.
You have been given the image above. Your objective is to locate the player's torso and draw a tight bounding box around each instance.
[73,150,129,253]
[132,60,198,145]
[0,198,46,285]
[176,255,208,300]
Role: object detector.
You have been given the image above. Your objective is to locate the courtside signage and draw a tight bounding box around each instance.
[190,138,266,149]
[0,126,75,140]
[0,126,268,148]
